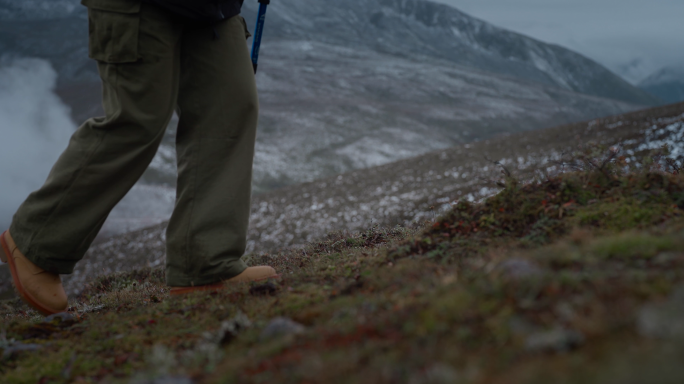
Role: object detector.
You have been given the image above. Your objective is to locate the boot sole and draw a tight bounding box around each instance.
[0,231,62,316]
[169,274,280,296]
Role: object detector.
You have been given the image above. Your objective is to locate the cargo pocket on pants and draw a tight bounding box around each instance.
[82,0,142,63]
[240,16,252,40]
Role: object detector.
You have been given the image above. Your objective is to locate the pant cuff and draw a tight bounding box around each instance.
[8,223,76,275]
[165,258,248,287]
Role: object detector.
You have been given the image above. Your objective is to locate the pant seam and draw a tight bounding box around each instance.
[29,136,106,263]
[26,63,117,259]
[166,259,248,287]
[182,110,199,274]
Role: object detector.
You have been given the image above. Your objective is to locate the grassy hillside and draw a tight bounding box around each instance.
[1,144,683,383]
[23,102,682,298]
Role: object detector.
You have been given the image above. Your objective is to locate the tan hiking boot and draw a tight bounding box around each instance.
[169,266,278,295]
[0,231,68,315]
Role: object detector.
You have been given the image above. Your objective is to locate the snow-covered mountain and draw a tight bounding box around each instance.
[613,58,659,85]
[0,0,659,105]
[243,0,659,106]
[639,66,684,104]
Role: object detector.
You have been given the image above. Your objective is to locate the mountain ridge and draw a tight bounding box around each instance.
[639,65,684,104]
[241,0,659,105]
[0,0,659,105]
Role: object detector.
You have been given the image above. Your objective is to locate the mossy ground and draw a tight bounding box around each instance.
[1,166,683,384]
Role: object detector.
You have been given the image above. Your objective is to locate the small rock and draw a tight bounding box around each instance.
[249,282,278,296]
[409,363,460,384]
[150,376,193,384]
[554,302,576,322]
[653,252,683,265]
[339,280,364,296]
[508,316,539,336]
[2,342,43,360]
[638,285,684,339]
[130,375,193,384]
[44,312,76,323]
[260,317,306,340]
[78,304,106,314]
[496,258,545,280]
[525,327,584,353]
[0,263,15,301]
[332,307,357,321]
[360,301,378,313]
[215,311,252,345]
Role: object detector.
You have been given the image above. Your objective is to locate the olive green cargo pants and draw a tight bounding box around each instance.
[9,0,257,287]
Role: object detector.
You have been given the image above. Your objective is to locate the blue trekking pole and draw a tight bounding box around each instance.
[250,0,270,74]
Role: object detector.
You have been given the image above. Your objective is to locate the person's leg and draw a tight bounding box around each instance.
[165,16,263,287]
[8,4,182,275]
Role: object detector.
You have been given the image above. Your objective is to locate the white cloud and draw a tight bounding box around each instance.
[0,57,75,230]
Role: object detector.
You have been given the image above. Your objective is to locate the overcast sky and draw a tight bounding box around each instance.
[434,0,684,83]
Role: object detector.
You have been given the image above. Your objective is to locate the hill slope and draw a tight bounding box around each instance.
[1,107,683,383]
[1,102,678,297]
